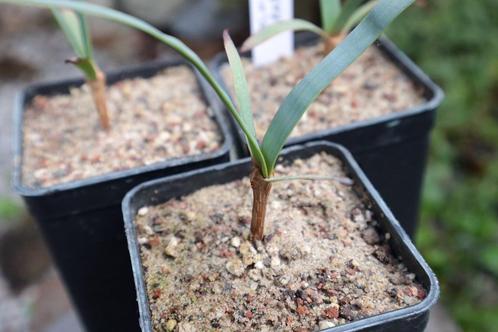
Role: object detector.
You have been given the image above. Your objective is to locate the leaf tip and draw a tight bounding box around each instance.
[65,57,79,65]
[240,40,251,53]
[222,29,231,43]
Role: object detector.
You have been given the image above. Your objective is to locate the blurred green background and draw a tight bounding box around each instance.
[388,0,498,331]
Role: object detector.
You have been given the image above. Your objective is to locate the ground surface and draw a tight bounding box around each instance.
[136,153,424,331]
[221,43,424,140]
[22,66,221,188]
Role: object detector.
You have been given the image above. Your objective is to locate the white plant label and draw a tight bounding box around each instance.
[249,0,294,67]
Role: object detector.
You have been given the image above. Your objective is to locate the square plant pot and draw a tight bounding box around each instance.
[209,35,444,238]
[13,60,232,332]
[123,141,439,332]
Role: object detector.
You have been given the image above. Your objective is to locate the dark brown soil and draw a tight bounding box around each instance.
[22,65,223,188]
[135,153,425,332]
[221,43,425,140]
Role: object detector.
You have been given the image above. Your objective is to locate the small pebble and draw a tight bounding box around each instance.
[351,208,365,223]
[165,319,177,331]
[178,321,195,332]
[164,236,180,258]
[138,207,148,216]
[230,237,241,248]
[323,304,340,319]
[318,320,335,330]
[296,305,309,316]
[361,227,380,245]
[248,269,261,281]
[255,261,265,270]
[270,255,281,268]
[226,258,245,277]
[278,275,290,286]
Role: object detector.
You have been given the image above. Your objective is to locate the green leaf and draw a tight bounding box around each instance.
[51,7,92,58]
[223,30,267,176]
[65,57,97,80]
[261,0,415,172]
[2,0,265,173]
[342,0,378,33]
[241,19,328,52]
[223,31,256,140]
[480,246,498,275]
[320,0,341,34]
[332,0,364,33]
[52,7,98,80]
[0,197,22,221]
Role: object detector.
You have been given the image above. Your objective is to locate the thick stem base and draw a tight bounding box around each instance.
[249,166,272,241]
[323,33,346,55]
[88,69,110,130]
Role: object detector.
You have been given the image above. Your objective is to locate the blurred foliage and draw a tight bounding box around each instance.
[0,196,22,222]
[387,0,498,331]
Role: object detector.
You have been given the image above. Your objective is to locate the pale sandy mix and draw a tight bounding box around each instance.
[135,153,425,332]
[222,43,425,140]
[22,66,223,188]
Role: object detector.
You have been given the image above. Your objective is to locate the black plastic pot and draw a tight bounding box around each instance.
[209,36,444,238]
[123,141,439,332]
[13,60,232,332]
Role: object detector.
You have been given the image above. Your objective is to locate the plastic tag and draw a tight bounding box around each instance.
[249,0,294,67]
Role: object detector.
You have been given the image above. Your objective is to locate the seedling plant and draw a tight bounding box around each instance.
[51,7,110,129]
[3,0,414,241]
[242,0,379,54]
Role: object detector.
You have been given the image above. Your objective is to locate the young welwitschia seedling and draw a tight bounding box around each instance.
[2,0,414,241]
[242,0,378,54]
[52,7,110,129]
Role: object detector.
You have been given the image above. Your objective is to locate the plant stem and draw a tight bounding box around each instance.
[323,33,346,54]
[250,165,272,241]
[88,67,110,130]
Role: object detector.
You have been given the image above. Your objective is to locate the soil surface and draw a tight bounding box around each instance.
[221,43,425,140]
[22,66,223,188]
[135,153,425,332]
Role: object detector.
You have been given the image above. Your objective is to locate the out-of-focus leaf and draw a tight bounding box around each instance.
[0,197,22,221]
[241,19,327,52]
[480,246,498,275]
[261,0,415,171]
[332,0,364,33]
[342,0,378,33]
[51,7,91,58]
[320,0,341,34]
[65,57,97,80]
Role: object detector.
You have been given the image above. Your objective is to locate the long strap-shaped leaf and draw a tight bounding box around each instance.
[52,7,98,80]
[1,0,267,173]
[332,0,364,33]
[241,19,327,52]
[223,31,268,176]
[320,0,341,34]
[342,0,379,34]
[261,0,415,172]
[52,8,91,59]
